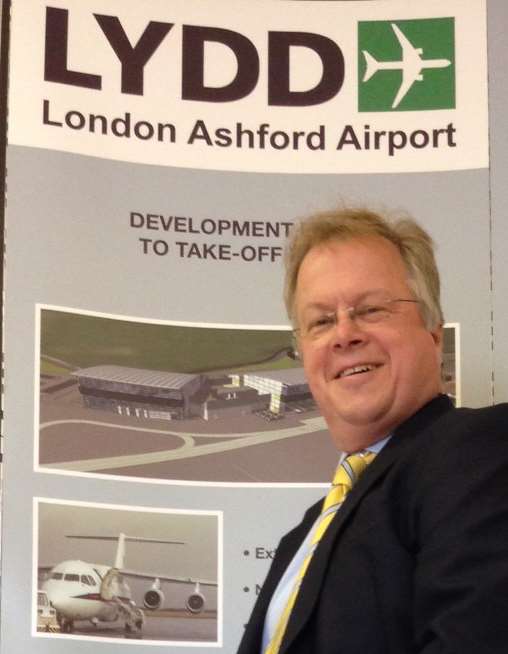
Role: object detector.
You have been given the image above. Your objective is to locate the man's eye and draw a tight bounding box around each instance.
[356,304,388,320]
[309,315,334,330]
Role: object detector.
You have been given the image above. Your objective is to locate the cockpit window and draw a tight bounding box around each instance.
[51,572,63,580]
[64,573,80,582]
[80,575,97,586]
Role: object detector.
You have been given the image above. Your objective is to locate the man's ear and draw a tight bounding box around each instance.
[431,324,444,371]
[430,323,443,348]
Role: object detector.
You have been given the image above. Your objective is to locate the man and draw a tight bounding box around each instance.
[238,208,508,654]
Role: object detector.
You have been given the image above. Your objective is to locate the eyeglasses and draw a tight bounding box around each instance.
[295,298,419,341]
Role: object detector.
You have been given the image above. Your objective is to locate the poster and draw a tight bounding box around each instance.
[2,0,504,652]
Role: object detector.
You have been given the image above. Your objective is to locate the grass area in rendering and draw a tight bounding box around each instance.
[40,309,297,374]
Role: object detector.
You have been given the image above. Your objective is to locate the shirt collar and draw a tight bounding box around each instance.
[338,434,391,463]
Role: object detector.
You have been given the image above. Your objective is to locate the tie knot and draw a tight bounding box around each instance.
[332,450,376,490]
[320,451,376,523]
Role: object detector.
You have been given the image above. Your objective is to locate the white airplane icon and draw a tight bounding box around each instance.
[362,23,451,108]
[39,532,217,637]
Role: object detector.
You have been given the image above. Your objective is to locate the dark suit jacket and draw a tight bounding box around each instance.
[238,395,508,654]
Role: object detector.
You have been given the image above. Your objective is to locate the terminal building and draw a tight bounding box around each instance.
[202,386,268,421]
[243,368,313,414]
[73,365,205,420]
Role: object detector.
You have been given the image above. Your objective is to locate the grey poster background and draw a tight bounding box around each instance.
[1,1,507,652]
[0,149,490,653]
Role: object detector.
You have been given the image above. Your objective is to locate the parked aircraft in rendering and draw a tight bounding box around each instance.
[40,533,217,637]
[362,23,452,108]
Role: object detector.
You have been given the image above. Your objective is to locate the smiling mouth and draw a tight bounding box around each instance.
[336,364,380,379]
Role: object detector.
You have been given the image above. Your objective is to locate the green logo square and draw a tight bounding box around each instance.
[358,18,455,112]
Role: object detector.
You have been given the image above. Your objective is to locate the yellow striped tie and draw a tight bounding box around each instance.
[264,450,376,654]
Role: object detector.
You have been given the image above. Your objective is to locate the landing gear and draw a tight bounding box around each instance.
[58,616,74,633]
[124,623,142,639]
[123,607,144,639]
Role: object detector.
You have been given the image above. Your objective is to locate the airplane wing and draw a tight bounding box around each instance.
[391,71,418,109]
[38,566,53,573]
[37,566,54,583]
[62,534,218,587]
[391,23,418,58]
[391,23,421,108]
[120,568,218,587]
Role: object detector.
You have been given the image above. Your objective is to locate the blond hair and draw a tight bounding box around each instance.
[284,207,443,330]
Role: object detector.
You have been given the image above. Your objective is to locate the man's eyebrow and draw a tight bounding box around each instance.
[298,302,337,318]
[300,302,332,312]
[300,290,395,312]
[355,289,394,301]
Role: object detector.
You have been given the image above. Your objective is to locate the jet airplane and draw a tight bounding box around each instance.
[362,23,451,108]
[39,532,217,638]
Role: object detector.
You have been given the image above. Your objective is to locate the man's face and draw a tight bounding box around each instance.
[294,236,443,451]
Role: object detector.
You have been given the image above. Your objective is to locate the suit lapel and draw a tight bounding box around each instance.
[280,394,454,653]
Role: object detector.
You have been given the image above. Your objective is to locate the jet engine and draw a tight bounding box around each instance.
[143,579,165,610]
[185,582,206,614]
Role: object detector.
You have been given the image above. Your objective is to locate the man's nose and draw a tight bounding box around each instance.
[331,312,365,349]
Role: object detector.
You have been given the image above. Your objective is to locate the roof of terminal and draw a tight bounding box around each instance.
[244,368,307,385]
[72,365,199,389]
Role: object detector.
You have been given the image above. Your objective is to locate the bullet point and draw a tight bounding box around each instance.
[243,550,250,556]
[243,586,250,592]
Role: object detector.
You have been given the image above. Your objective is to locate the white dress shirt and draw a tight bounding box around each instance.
[260,435,391,652]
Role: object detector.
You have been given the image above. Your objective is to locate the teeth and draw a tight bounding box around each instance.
[338,365,376,378]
